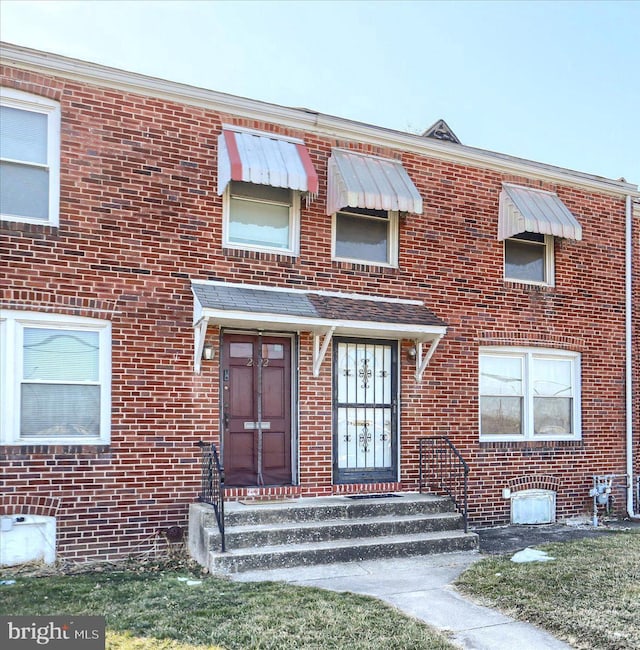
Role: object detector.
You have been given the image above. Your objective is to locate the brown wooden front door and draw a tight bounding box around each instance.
[222,333,292,486]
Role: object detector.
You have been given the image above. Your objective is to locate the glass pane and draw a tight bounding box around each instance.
[229,342,253,358]
[534,397,572,434]
[0,106,47,163]
[335,212,389,263]
[533,358,572,397]
[480,355,522,395]
[21,384,100,437]
[23,328,99,381]
[505,239,545,282]
[262,343,284,360]
[229,197,290,248]
[481,396,522,435]
[231,182,290,204]
[0,161,49,220]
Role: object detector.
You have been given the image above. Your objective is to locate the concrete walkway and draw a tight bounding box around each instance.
[232,551,571,650]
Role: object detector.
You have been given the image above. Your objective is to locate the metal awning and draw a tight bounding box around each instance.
[191,281,446,381]
[217,126,319,195]
[326,149,423,215]
[498,184,582,241]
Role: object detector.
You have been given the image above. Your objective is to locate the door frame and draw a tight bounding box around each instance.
[219,329,298,486]
[332,337,399,484]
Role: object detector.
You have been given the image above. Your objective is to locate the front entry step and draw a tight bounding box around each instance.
[189,494,478,574]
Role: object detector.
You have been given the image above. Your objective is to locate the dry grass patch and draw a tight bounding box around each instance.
[0,561,456,650]
[456,531,640,650]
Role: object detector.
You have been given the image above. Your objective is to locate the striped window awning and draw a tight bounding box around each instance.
[326,149,423,215]
[217,127,318,195]
[498,184,582,241]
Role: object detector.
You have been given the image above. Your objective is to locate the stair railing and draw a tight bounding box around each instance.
[196,440,226,552]
[418,436,470,533]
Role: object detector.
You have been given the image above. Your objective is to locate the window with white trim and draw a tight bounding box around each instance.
[504,232,554,285]
[0,88,60,226]
[332,207,398,267]
[0,312,111,445]
[223,181,300,254]
[479,348,580,441]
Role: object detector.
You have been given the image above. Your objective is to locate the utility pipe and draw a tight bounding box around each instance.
[625,194,636,518]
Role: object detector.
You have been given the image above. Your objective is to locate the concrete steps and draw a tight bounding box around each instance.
[189,493,478,574]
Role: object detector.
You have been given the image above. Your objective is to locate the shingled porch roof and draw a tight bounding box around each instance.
[191,281,446,380]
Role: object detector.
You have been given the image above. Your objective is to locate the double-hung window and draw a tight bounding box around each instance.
[332,207,399,267]
[504,232,554,285]
[0,312,111,445]
[498,184,582,287]
[224,181,300,254]
[0,88,60,226]
[479,348,581,441]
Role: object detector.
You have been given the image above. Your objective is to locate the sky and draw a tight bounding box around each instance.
[1,0,639,185]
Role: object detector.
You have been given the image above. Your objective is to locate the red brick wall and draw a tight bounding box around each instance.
[1,64,635,561]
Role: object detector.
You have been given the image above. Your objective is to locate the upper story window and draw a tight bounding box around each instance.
[327,149,422,268]
[504,232,554,284]
[0,88,60,226]
[333,206,398,266]
[224,181,300,254]
[479,347,581,442]
[498,184,582,287]
[217,126,318,256]
[0,311,111,445]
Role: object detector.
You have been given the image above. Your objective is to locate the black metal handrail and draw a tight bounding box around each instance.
[418,436,470,533]
[196,440,226,552]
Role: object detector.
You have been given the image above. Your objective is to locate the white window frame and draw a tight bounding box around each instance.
[331,208,399,267]
[0,311,111,445]
[503,233,555,286]
[222,181,300,255]
[479,347,581,442]
[0,88,61,226]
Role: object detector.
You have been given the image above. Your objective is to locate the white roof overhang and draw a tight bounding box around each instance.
[326,149,423,215]
[498,184,583,241]
[192,283,446,380]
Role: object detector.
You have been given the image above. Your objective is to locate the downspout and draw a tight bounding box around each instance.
[625,194,636,518]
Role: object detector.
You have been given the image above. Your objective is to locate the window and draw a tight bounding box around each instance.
[0,312,111,445]
[0,88,60,226]
[479,348,580,441]
[332,207,398,266]
[504,232,554,285]
[223,181,300,254]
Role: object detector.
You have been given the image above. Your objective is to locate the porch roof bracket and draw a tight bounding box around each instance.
[313,326,336,377]
[414,333,444,383]
[194,317,208,375]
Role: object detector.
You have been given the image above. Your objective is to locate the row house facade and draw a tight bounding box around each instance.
[1,42,638,563]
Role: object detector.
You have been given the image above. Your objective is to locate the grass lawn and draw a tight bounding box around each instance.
[456,531,640,650]
[0,561,456,650]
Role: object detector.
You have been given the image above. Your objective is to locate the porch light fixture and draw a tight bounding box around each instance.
[407,346,417,359]
[202,342,214,360]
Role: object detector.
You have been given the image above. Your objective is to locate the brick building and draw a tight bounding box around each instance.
[1,42,638,564]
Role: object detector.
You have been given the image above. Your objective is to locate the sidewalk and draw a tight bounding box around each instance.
[232,551,572,650]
